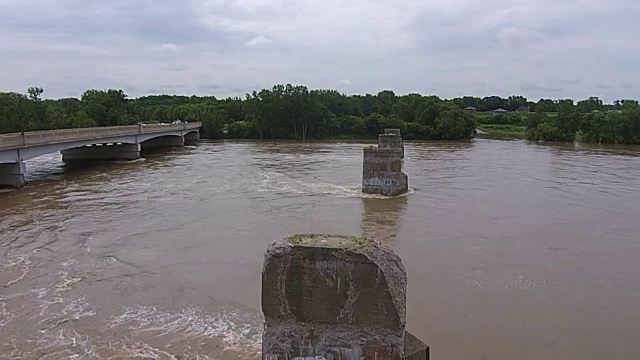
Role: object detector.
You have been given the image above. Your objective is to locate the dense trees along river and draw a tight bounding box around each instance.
[2,85,639,144]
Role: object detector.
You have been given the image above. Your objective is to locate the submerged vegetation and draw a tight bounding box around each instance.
[1,86,638,144]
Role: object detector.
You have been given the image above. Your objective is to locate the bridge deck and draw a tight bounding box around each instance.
[0,122,202,150]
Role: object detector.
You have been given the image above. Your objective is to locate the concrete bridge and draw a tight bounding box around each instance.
[0,122,201,188]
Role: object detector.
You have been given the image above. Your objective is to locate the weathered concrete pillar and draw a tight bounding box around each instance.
[378,129,404,159]
[0,162,26,188]
[184,131,200,145]
[362,129,408,197]
[362,148,408,197]
[61,143,141,163]
[262,234,429,359]
[405,332,430,360]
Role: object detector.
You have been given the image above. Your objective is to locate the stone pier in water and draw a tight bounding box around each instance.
[362,129,408,197]
[261,234,429,359]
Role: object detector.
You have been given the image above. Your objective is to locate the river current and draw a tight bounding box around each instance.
[1,139,639,359]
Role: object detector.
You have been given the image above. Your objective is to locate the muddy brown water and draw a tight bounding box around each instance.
[1,139,639,359]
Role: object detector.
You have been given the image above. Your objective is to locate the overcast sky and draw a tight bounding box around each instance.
[1,0,639,102]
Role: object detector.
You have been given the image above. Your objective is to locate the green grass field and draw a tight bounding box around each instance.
[476,124,527,140]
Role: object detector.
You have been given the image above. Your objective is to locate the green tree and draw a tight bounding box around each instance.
[81,89,131,126]
[202,109,229,139]
[27,87,44,101]
[337,115,365,136]
[3,84,638,144]
[434,109,475,140]
[535,99,557,113]
[505,95,528,111]
[226,120,258,139]
[577,97,604,113]
[373,90,396,116]
[364,113,386,137]
[415,96,442,126]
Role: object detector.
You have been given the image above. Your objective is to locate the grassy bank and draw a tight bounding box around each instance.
[476,124,527,140]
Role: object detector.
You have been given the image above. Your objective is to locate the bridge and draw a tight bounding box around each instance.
[0,122,202,188]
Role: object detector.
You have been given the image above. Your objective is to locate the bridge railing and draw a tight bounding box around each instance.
[0,122,201,150]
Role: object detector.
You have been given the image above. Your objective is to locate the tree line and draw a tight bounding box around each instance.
[525,106,640,144]
[453,95,639,113]
[472,105,640,144]
[1,85,638,144]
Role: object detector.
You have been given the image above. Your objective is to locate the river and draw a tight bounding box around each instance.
[1,139,639,359]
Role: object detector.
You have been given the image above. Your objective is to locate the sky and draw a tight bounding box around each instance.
[1,0,639,102]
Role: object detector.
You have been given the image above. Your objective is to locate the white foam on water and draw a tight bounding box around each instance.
[0,253,242,359]
[54,271,84,294]
[359,187,416,199]
[114,158,147,164]
[506,275,549,291]
[105,340,182,360]
[0,301,14,328]
[0,253,31,287]
[38,297,97,333]
[456,270,550,293]
[254,172,416,199]
[7,319,216,360]
[107,305,262,355]
[10,326,197,360]
[254,172,361,198]
[29,268,89,320]
[26,328,97,360]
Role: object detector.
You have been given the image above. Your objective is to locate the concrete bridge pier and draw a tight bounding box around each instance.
[0,162,26,188]
[362,128,408,197]
[379,128,404,158]
[184,131,200,145]
[61,143,141,164]
[262,234,429,359]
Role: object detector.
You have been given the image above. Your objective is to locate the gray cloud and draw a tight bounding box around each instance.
[245,36,272,47]
[497,27,543,47]
[1,0,640,102]
[0,0,245,46]
[148,88,176,95]
[197,83,253,95]
[520,83,564,93]
[198,84,224,91]
[147,85,190,94]
[551,78,583,86]
[163,64,191,72]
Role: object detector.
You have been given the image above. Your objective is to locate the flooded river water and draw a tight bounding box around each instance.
[1,139,639,359]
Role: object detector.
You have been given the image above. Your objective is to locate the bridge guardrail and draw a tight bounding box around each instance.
[0,122,201,150]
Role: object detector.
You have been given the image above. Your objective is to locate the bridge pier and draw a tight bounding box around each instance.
[362,129,408,197]
[0,162,26,188]
[262,234,429,359]
[61,143,141,163]
[184,131,200,145]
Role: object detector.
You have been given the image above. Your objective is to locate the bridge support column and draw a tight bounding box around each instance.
[362,129,408,197]
[261,234,429,359]
[61,143,141,163]
[184,131,200,145]
[0,162,26,188]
